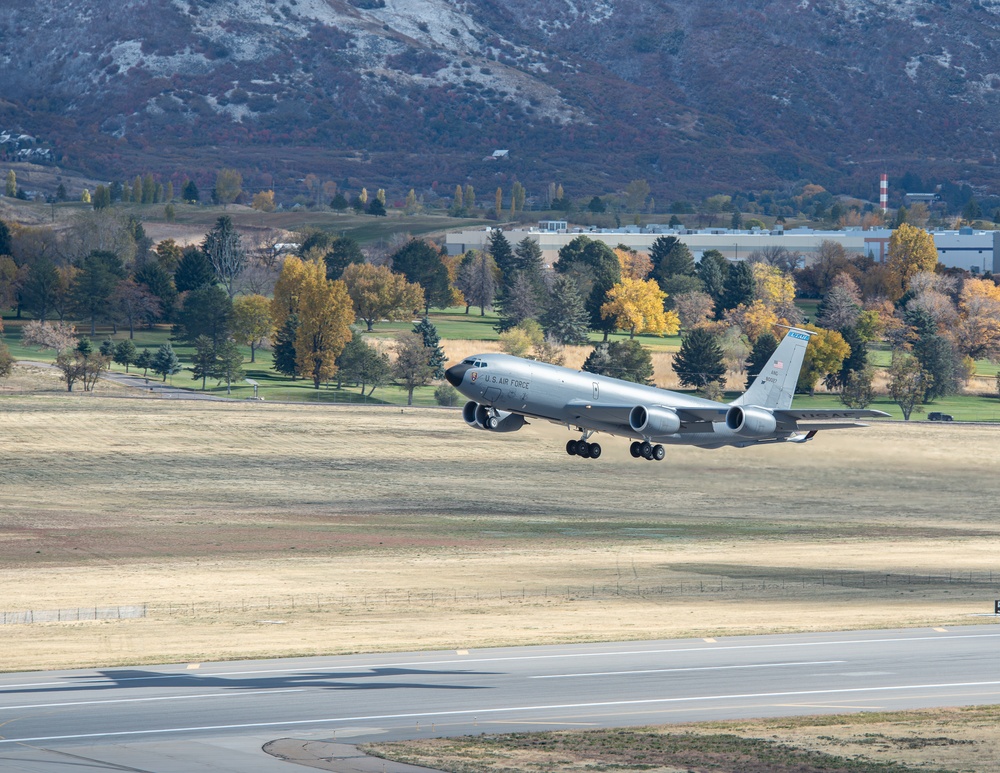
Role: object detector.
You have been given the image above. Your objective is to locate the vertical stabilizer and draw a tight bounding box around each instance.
[733,328,814,410]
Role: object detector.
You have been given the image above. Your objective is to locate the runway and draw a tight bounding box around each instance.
[1,625,998,771]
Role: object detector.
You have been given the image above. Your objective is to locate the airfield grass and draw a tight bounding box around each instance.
[0,367,998,672]
[365,705,1000,773]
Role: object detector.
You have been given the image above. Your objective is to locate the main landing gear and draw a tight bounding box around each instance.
[630,440,665,461]
[566,438,602,459]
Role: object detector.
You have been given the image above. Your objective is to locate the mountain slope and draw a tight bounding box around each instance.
[2,0,1000,200]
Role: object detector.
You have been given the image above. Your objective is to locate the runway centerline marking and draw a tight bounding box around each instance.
[3,679,1000,744]
[2,632,997,691]
[531,660,846,679]
[0,688,304,712]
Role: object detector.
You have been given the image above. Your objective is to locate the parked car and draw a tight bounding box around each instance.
[927,412,954,422]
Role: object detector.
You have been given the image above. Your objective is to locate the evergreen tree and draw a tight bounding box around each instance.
[487,230,515,288]
[495,273,539,332]
[173,284,233,345]
[541,274,591,345]
[673,327,726,390]
[697,250,729,306]
[367,197,387,217]
[99,338,115,358]
[174,247,215,293]
[389,240,451,313]
[554,236,621,339]
[412,317,446,379]
[513,237,545,288]
[650,236,696,280]
[272,313,300,379]
[113,339,137,372]
[151,343,181,382]
[0,218,10,256]
[323,236,365,280]
[744,331,778,389]
[182,179,200,203]
[72,251,126,335]
[134,260,178,321]
[837,324,868,388]
[212,337,245,394]
[190,334,218,390]
[135,348,153,377]
[582,340,654,385]
[719,260,755,316]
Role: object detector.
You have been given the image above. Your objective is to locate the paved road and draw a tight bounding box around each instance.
[1,625,998,771]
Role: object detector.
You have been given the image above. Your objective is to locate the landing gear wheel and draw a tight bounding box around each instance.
[577,441,591,458]
[653,444,665,461]
[640,441,653,460]
[487,416,499,430]
[588,442,602,459]
[566,440,578,456]
[629,441,641,458]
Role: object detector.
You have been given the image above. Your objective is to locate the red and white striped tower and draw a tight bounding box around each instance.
[880,173,888,214]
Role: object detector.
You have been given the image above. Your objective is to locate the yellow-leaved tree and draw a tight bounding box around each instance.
[887,223,937,287]
[271,254,308,329]
[750,262,798,321]
[600,277,679,338]
[958,277,1000,360]
[614,246,653,281]
[796,323,851,395]
[340,263,424,331]
[231,294,274,363]
[294,259,355,388]
[724,299,778,343]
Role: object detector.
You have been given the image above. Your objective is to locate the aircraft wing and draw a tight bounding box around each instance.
[563,400,728,430]
[563,400,634,428]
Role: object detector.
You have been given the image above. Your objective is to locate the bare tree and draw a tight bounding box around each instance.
[202,216,246,298]
[110,279,161,339]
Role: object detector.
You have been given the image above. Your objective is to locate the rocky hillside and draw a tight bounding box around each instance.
[3,0,1000,201]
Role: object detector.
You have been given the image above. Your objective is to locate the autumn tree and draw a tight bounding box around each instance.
[600,277,679,338]
[271,254,308,330]
[887,223,937,288]
[724,299,778,343]
[796,324,851,395]
[750,263,799,322]
[673,291,715,331]
[232,294,274,362]
[624,179,651,212]
[110,278,160,338]
[252,190,276,212]
[393,331,435,405]
[456,251,498,315]
[888,352,932,420]
[341,263,424,331]
[615,246,653,281]
[673,327,726,390]
[957,278,1000,360]
[294,260,354,388]
[214,168,243,209]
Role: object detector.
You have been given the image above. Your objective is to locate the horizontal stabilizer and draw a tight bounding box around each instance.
[793,422,872,431]
[774,408,890,421]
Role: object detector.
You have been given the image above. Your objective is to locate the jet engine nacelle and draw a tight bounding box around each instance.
[629,405,681,437]
[725,405,777,437]
[463,401,526,433]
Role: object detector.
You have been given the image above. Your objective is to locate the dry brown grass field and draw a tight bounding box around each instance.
[0,367,998,672]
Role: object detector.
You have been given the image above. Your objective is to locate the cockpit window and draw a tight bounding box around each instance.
[463,359,475,365]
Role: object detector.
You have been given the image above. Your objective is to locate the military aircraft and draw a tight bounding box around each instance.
[444,327,889,460]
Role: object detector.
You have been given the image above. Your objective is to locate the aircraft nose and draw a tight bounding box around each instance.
[445,362,471,387]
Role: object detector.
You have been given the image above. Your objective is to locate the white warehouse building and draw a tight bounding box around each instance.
[445,224,1000,274]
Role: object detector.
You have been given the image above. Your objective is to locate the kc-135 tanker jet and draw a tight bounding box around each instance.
[444,327,889,460]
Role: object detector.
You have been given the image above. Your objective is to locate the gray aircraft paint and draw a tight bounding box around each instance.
[445,328,888,451]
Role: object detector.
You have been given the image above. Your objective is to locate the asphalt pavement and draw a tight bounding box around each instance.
[0,625,998,771]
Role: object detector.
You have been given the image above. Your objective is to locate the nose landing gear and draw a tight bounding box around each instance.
[630,441,665,461]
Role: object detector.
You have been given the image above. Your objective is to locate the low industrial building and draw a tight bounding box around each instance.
[445,224,1000,274]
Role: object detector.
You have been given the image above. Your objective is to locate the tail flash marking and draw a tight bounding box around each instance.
[734,328,813,411]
